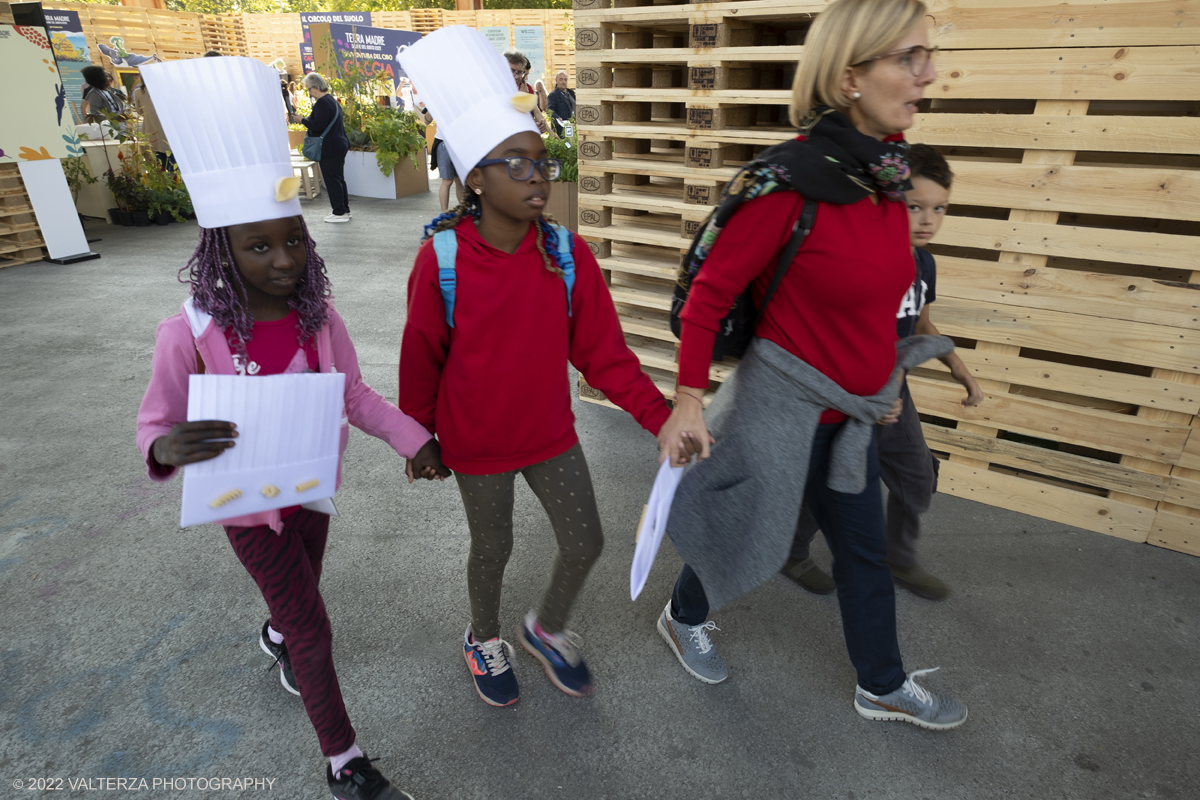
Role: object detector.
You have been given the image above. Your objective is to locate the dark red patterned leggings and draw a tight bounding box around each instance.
[224,509,355,756]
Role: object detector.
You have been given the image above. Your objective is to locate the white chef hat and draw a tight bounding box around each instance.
[398,26,540,178]
[139,56,302,229]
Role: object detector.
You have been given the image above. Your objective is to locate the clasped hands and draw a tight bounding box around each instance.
[151,421,451,484]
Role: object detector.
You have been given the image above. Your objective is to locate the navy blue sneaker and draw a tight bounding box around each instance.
[462,625,519,707]
[517,612,592,697]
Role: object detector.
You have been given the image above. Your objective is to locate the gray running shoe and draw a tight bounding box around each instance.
[854,668,967,730]
[656,601,727,684]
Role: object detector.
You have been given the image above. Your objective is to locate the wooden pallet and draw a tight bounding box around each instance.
[575,0,1200,557]
[0,164,46,269]
[200,13,247,60]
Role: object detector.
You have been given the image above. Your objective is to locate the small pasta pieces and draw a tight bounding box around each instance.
[295,479,320,493]
[210,488,243,509]
[261,485,281,499]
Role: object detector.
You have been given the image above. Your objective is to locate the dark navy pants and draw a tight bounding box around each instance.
[671,422,906,696]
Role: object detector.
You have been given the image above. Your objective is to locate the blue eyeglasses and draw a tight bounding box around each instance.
[476,156,562,181]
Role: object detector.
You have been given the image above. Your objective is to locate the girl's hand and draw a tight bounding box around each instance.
[657,391,713,466]
[956,372,985,407]
[151,421,237,467]
[406,439,451,483]
[878,396,903,426]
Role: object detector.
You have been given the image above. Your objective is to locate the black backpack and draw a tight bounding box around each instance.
[670,197,817,361]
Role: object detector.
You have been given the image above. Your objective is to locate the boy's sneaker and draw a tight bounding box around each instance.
[259,621,299,696]
[854,667,968,730]
[781,557,836,595]
[516,611,593,697]
[327,755,413,800]
[890,564,950,601]
[656,601,727,684]
[462,625,519,707]
[324,214,351,223]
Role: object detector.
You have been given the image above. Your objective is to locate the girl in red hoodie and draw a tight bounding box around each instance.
[398,28,674,707]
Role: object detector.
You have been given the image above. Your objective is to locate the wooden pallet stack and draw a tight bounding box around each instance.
[199,12,247,58]
[242,12,304,76]
[1,1,46,267]
[572,0,1200,557]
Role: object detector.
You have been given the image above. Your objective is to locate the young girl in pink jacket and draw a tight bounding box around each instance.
[136,213,444,800]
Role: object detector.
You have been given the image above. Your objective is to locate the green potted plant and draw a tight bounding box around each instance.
[543,116,578,229]
[325,45,429,200]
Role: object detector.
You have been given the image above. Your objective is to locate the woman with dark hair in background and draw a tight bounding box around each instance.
[81,65,126,129]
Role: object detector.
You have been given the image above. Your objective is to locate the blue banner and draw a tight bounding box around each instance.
[301,11,370,75]
[326,22,421,105]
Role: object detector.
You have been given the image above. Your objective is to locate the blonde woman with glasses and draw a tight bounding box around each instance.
[654,0,967,730]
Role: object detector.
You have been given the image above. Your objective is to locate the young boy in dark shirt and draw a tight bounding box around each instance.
[783,144,982,601]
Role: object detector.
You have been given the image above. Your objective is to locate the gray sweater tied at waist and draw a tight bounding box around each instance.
[665,334,955,611]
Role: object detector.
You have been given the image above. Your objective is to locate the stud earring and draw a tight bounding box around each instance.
[475,188,483,195]
[852,91,862,99]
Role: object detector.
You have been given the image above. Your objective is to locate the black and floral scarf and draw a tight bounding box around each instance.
[681,107,910,289]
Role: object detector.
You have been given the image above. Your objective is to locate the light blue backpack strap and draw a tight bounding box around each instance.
[552,224,576,317]
[433,229,458,328]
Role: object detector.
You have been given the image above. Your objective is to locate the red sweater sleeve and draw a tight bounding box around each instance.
[677,193,804,388]
[398,241,448,435]
[568,238,672,437]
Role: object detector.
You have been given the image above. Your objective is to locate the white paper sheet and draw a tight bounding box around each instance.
[630,459,685,601]
[181,373,345,527]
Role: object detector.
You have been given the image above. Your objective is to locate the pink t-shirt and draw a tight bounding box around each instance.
[225,310,318,377]
[224,310,319,516]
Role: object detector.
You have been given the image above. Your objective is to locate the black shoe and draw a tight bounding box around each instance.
[259,621,300,696]
[328,756,413,800]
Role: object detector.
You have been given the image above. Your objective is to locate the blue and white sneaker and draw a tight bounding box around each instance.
[517,611,592,697]
[855,667,968,730]
[462,625,519,707]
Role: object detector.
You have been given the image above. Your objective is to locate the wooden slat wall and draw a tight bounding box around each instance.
[572,0,1200,557]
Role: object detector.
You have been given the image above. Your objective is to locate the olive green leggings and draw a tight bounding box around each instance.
[455,443,604,640]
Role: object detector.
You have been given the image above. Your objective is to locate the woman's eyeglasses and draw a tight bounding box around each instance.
[854,45,938,77]
[477,157,563,181]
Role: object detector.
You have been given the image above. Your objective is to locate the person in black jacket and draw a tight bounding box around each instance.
[290,72,351,223]
[546,71,576,137]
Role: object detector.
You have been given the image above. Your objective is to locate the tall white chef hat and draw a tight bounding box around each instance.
[139,56,302,229]
[398,26,540,178]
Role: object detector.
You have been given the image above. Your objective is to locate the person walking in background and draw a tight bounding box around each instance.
[546,71,576,137]
[281,77,295,116]
[655,0,969,731]
[783,143,983,600]
[291,73,351,224]
[417,101,463,214]
[132,74,175,172]
[505,50,552,136]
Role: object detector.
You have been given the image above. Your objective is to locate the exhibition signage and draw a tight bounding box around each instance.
[301,11,370,74]
[43,9,90,124]
[317,22,420,99]
[513,26,545,84]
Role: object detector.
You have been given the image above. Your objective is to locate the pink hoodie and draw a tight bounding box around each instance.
[137,298,433,532]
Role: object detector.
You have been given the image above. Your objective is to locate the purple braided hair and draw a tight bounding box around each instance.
[178,217,332,357]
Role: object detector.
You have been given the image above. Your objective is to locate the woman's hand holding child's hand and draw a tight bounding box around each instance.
[406,439,452,483]
[151,420,237,467]
[657,390,713,467]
